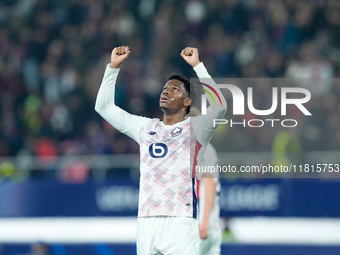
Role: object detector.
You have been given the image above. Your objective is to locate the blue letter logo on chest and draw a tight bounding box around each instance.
[149,143,168,158]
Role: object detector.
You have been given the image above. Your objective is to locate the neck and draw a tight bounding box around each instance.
[163,112,187,125]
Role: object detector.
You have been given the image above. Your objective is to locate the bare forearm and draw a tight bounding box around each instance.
[202,178,216,224]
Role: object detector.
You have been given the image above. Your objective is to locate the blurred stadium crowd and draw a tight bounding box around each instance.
[1,0,340,180]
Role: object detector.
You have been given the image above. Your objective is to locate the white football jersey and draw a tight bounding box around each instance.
[138,118,197,217]
[95,62,227,218]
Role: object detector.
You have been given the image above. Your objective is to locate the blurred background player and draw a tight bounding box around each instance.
[190,107,222,255]
[95,46,226,255]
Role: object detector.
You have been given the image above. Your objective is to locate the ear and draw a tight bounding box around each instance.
[183,97,191,108]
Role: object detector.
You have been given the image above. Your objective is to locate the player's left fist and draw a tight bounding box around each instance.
[180,47,200,68]
[110,46,131,69]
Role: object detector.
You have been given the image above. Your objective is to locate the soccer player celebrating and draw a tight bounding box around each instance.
[95,46,226,255]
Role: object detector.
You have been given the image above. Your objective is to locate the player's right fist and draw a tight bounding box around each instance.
[110,46,131,69]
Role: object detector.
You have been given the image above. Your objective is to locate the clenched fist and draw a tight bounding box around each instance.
[110,46,131,69]
[180,47,200,68]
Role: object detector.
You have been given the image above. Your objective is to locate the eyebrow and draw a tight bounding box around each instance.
[163,84,183,89]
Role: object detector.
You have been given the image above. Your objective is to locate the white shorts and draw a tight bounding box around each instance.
[137,216,199,255]
[199,229,222,255]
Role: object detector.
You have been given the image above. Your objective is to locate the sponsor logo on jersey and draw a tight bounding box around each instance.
[149,143,168,158]
[148,131,156,135]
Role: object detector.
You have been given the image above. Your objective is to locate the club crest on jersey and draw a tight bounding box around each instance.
[148,131,156,135]
[170,127,182,137]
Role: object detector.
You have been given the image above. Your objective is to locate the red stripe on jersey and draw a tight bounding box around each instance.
[196,179,200,199]
[192,141,202,178]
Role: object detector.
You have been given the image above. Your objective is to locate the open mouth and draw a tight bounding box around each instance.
[160,96,168,102]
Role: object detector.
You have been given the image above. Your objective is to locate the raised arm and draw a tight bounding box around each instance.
[95,46,150,142]
[181,47,227,144]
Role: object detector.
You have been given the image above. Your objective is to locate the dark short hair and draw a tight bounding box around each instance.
[168,74,194,114]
